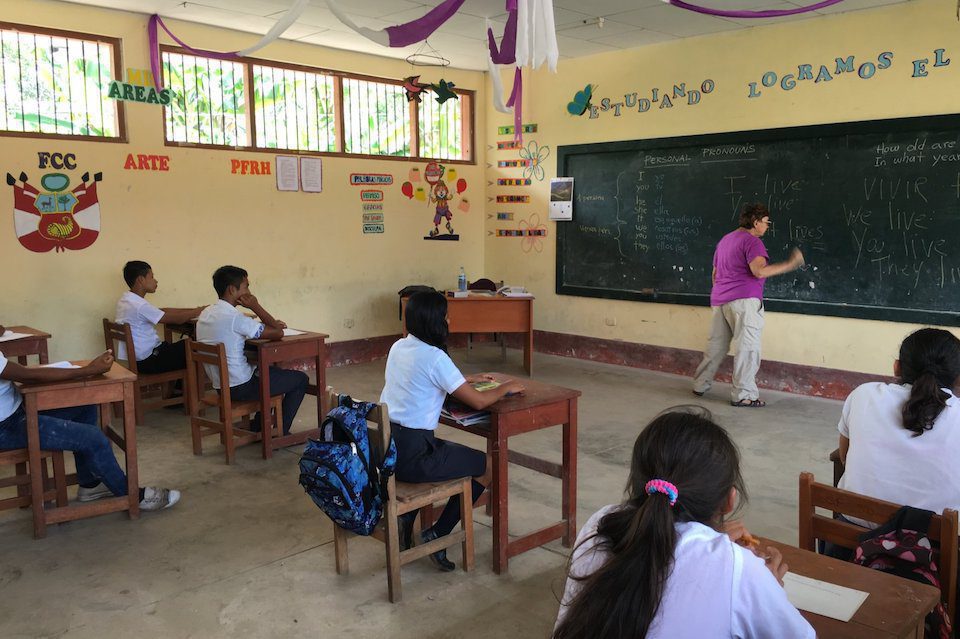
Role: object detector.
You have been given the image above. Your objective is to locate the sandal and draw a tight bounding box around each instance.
[692,390,706,397]
[731,398,766,408]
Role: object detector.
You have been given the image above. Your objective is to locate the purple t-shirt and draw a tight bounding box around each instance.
[710,229,769,306]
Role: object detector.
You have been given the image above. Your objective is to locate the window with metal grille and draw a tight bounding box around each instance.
[162,50,246,147]
[418,92,468,161]
[253,63,335,153]
[342,76,410,157]
[0,23,122,139]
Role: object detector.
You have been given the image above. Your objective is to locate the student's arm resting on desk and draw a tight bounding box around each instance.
[451,379,525,410]
[236,293,285,339]
[159,306,205,324]
[0,351,113,383]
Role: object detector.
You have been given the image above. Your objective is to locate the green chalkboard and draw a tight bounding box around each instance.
[556,114,960,325]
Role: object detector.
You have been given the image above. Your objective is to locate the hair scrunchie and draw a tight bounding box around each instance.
[645,479,679,506]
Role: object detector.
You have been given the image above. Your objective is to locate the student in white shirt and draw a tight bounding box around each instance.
[838,328,960,528]
[116,261,204,375]
[0,349,179,511]
[196,265,308,435]
[554,408,814,639]
[381,291,525,571]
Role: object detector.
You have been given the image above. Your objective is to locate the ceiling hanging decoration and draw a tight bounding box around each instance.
[147,0,310,90]
[663,0,846,18]
[324,0,466,47]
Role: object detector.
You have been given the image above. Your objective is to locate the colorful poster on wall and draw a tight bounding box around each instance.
[8,170,103,253]
[549,177,574,221]
[401,161,469,241]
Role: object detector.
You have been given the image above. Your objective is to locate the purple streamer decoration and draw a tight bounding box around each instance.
[667,0,845,18]
[385,0,466,47]
[487,9,517,65]
[149,15,240,90]
[506,67,522,143]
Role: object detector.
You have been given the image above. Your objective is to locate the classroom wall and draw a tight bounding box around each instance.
[484,0,960,377]
[1,0,487,361]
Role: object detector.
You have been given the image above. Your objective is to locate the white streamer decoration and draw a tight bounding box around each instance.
[486,19,513,114]
[516,0,559,73]
[324,0,391,46]
[236,0,312,56]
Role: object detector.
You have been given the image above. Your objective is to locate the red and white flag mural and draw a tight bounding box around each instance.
[8,171,102,253]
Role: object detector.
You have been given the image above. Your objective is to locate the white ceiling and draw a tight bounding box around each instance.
[60,0,913,70]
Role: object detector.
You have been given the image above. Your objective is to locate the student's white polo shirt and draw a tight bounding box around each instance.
[114,291,164,361]
[0,354,24,422]
[380,335,466,430]
[839,381,960,527]
[556,505,815,639]
[196,300,264,389]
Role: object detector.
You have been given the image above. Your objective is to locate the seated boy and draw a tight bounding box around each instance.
[116,260,204,374]
[196,266,308,435]
[0,349,179,510]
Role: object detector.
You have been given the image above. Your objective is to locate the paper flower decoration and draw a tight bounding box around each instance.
[520,213,547,253]
[520,140,550,182]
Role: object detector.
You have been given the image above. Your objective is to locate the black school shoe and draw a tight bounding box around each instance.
[419,527,455,572]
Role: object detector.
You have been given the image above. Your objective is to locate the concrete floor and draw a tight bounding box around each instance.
[0,347,841,638]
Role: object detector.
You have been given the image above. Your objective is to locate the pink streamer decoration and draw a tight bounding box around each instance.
[506,67,522,143]
[667,0,845,18]
[487,9,517,64]
[385,0,466,47]
[149,15,240,90]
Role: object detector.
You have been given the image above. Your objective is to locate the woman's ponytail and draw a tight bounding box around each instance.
[897,329,960,436]
[902,371,948,436]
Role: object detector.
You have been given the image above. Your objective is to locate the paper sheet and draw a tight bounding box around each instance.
[283,328,306,336]
[276,155,299,192]
[783,571,869,622]
[40,361,81,369]
[0,331,32,343]
[300,156,322,193]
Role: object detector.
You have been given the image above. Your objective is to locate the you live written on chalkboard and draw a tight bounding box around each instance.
[557,115,960,324]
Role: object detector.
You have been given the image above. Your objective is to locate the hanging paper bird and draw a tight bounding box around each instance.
[431,79,458,104]
[402,75,428,102]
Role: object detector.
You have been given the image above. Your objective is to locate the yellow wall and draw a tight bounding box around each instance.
[484,0,959,376]
[1,0,487,360]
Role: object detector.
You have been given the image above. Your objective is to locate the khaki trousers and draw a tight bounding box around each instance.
[692,297,764,402]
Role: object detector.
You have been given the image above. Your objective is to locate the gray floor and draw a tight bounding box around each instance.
[0,347,841,638]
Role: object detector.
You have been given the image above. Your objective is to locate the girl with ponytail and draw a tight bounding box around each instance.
[553,408,813,639]
[838,328,960,528]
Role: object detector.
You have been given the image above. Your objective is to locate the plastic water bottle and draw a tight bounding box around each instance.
[458,266,467,292]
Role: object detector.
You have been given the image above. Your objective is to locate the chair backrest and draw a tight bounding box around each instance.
[468,278,497,292]
[185,339,231,423]
[325,388,394,495]
[102,318,139,374]
[799,471,958,621]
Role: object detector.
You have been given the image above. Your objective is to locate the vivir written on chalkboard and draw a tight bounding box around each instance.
[556,114,960,325]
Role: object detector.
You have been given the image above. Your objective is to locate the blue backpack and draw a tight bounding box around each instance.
[298,395,397,536]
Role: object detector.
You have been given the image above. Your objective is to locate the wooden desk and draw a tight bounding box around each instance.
[441,377,579,573]
[163,320,329,459]
[763,539,940,638]
[2,326,51,365]
[402,294,534,376]
[18,362,139,538]
[246,332,329,459]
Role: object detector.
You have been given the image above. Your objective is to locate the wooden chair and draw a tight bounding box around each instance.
[184,339,282,465]
[0,449,69,532]
[328,389,475,603]
[466,278,506,360]
[829,447,843,487]
[799,471,958,623]
[103,319,186,425]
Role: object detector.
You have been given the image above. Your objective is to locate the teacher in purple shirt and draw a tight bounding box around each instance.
[692,203,804,407]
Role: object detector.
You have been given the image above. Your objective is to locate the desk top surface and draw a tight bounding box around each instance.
[763,539,939,638]
[402,293,534,303]
[160,318,328,342]
[17,361,136,394]
[485,375,580,413]
[4,326,52,339]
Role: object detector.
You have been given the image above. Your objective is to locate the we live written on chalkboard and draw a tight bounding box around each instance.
[556,114,960,325]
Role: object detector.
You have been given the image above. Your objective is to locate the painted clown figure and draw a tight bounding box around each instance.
[428,179,454,237]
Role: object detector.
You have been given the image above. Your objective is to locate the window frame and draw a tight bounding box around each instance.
[159,45,475,165]
[0,21,127,143]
